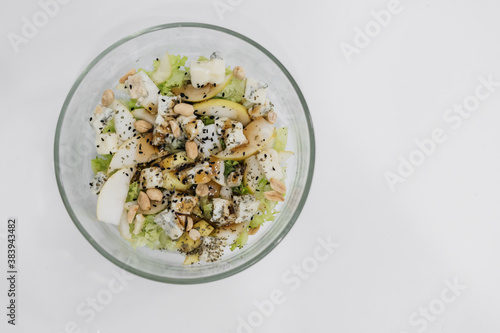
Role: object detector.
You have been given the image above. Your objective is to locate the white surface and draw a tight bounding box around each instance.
[2,0,500,332]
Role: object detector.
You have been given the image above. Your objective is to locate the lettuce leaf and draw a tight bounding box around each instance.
[215,77,245,103]
[250,178,279,229]
[126,182,140,202]
[129,215,175,251]
[90,155,112,175]
[200,196,213,221]
[232,183,250,196]
[273,127,288,152]
[224,160,239,177]
[123,98,138,111]
[230,228,249,251]
[200,115,215,126]
[157,54,190,95]
[102,117,115,133]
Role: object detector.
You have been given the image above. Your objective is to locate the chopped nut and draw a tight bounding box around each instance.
[185,140,198,159]
[138,191,151,210]
[233,66,246,80]
[174,103,195,116]
[264,190,285,202]
[185,121,203,139]
[196,184,209,197]
[176,215,186,229]
[146,188,163,202]
[94,104,103,114]
[169,120,181,138]
[248,105,263,119]
[186,216,194,231]
[101,89,114,107]
[119,69,136,84]
[127,205,139,224]
[248,225,260,235]
[266,110,277,124]
[134,120,152,133]
[189,228,201,241]
[270,178,286,194]
[227,171,242,187]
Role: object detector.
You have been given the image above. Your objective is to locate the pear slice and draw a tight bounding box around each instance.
[193,99,251,126]
[108,133,166,173]
[132,108,156,125]
[150,52,172,84]
[243,155,264,194]
[118,209,132,240]
[212,221,249,245]
[214,118,275,161]
[110,100,137,141]
[278,151,294,165]
[172,74,233,103]
[162,170,191,192]
[97,167,136,225]
[162,151,194,171]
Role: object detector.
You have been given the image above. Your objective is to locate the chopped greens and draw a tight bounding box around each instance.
[126,182,140,202]
[224,160,239,177]
[129,215,175,251]
[90,155,112,175]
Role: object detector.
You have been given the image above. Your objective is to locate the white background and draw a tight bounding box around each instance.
[1,0,500,332]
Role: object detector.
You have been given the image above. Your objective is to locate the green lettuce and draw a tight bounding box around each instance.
[126,182,140,202]
[250,178,280,229]
[129,215,175,251]
[102,117,115,133]
[123,98,138,111]
[273,127,288,152]
[157,54,190,95]
[224,160,239,177]
[90,155,112,175]
[230,228,249,251]
[215,77,245,103]
[200,196,213,221]
[201,115,215,126]
[232,183,250,196]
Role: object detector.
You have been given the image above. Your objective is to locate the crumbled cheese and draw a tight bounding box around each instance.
[140,167,163,189]
[257,149,283,181]
[199,236,226,262]
[190,58,226,88]
[171,192,198,214]
[224,120,248,150]
[233,195,260,224]
[154,210,183,240]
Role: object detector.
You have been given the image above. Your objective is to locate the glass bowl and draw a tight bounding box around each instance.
[54,23,315,284]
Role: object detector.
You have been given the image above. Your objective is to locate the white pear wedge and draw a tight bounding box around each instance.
[97,167,136,225]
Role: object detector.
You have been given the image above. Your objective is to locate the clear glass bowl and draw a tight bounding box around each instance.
[54,23,315,284]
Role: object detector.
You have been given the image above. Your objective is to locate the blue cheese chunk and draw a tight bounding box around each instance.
[171,192,198,214]
[125,71,160,113]
[233,195,260,224]
[211,198,233,226]
[152,95,180,145]
[199,236,226,262]
[154,210,183,240]
[89,105,115,133]
[195,124,222,158]
[257,149,283,181]
[89,172,108,195]
[224,120,248,150]
[244,78,268,106]
[190,58,226,88]
[140,167,163,189]
[95,132,121,155]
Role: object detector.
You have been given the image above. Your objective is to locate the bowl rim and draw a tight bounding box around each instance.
[54,22,316,284]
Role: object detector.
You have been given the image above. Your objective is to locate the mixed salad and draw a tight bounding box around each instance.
[88,51,293,264]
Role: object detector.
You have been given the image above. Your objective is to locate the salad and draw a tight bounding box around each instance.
[88,51,294,264]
